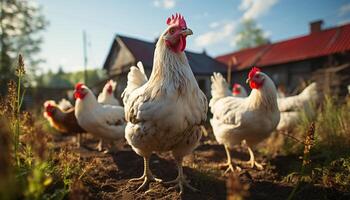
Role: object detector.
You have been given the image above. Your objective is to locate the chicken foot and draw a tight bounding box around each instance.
[220,145,241,174]
[241,140,264,170]
[164,157,198,194]
[129,156,162,192]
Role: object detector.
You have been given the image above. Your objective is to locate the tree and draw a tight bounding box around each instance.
[36,69,107,88]
[0,0,47,95]
[235,19,270,50]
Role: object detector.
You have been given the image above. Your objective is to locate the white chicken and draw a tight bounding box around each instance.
[58,98,73,111]
[122,14,207,194]
[277,82,319,112]
[96,80,122,151]
[276,111,300,132]
[232,83,248,97]
[276,82,319,132]
[97,79,120,106]
[210,67,280,172]
[74,83,125,152]
[207,73,247,99]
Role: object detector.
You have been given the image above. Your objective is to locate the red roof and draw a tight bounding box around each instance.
[216,23,350,71]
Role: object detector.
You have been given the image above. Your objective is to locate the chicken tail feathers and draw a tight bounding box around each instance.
[58,98,73,111]
[122,61,148,105]
[209,72,231,108]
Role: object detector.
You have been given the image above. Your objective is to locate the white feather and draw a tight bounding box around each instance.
[277,82,319,112]
[58,98,73,111]
[97,80,120,106]
[210,71,280,148]
[123,36,207,158]
[75,85,125,140]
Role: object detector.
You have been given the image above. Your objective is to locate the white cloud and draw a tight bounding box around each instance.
[239,0,253,11]
[240,0,279,20]
[194,0,276,49]
[338,19,350,26]
[263,30,272,38]
[153,0,176,9]
[193,12,209,20]
[231,33,243,47]
[209,21,220,28]
[339,3,350,16]
[195,21,237,47]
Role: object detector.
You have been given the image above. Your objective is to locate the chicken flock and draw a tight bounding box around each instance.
[43,13,320,195]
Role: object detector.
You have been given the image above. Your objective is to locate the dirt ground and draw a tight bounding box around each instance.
[52,133,348,200]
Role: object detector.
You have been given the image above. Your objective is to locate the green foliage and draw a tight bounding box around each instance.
[312,157,350,192]
[0,0,48,94]
[235,19,270,50]
[0,55,84,200]
[36,68,107,88]
[283,95,350,196]
[24,161,53,200]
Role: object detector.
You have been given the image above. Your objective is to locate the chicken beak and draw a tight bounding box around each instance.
[181,28,193,36]
[246,78,250,84]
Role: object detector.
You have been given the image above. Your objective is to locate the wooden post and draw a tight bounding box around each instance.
[227,56,237,84]
[227,62,232,84]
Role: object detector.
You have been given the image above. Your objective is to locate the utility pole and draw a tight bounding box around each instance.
[82,30,88,85]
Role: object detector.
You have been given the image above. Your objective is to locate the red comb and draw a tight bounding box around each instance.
[248,67,261,79]
[75,83,84,90]
[233,83,240,89]
[232,84,241,94]
[166,13,187,29]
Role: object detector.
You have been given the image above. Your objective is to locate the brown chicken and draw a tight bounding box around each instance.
[43,100,86,146]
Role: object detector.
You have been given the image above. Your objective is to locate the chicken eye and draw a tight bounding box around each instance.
[169,28,175,34]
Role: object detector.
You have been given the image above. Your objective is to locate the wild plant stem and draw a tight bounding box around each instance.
[287,122,314,200]
[15,73,22,166]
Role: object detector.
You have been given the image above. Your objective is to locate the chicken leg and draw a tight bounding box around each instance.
[241,140,263,170]
[76,133,82,148]
[96,139,103,152]
[164,157,198,194]
[220,145,241,174]
[129,156,162,192]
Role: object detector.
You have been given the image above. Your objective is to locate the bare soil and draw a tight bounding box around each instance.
[52,134,349,200]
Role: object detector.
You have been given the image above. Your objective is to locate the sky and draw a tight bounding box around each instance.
[36,0,350,73]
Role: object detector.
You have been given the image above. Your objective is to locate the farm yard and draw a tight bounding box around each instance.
[1,1,350,200]
[0,55,349,199]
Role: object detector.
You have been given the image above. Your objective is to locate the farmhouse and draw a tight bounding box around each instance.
[103,35,227,99]
[216,21,350,96]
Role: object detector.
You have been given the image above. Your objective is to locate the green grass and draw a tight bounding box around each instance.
[282,95,350,198]
[0,55,84,200]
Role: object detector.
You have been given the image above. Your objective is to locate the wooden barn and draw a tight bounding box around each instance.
[216,21,350,96]
[103,35,227,99]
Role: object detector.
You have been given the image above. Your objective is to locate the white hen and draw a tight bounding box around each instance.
[96,80,122,151]
[210,67,280,172]
[276,83,319,132]
[232,83,248,97]
[74,83,125,148]
[58,98,73,111]
[277,82,319,112]
[122,14,207,194]
[97,79,120,106]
